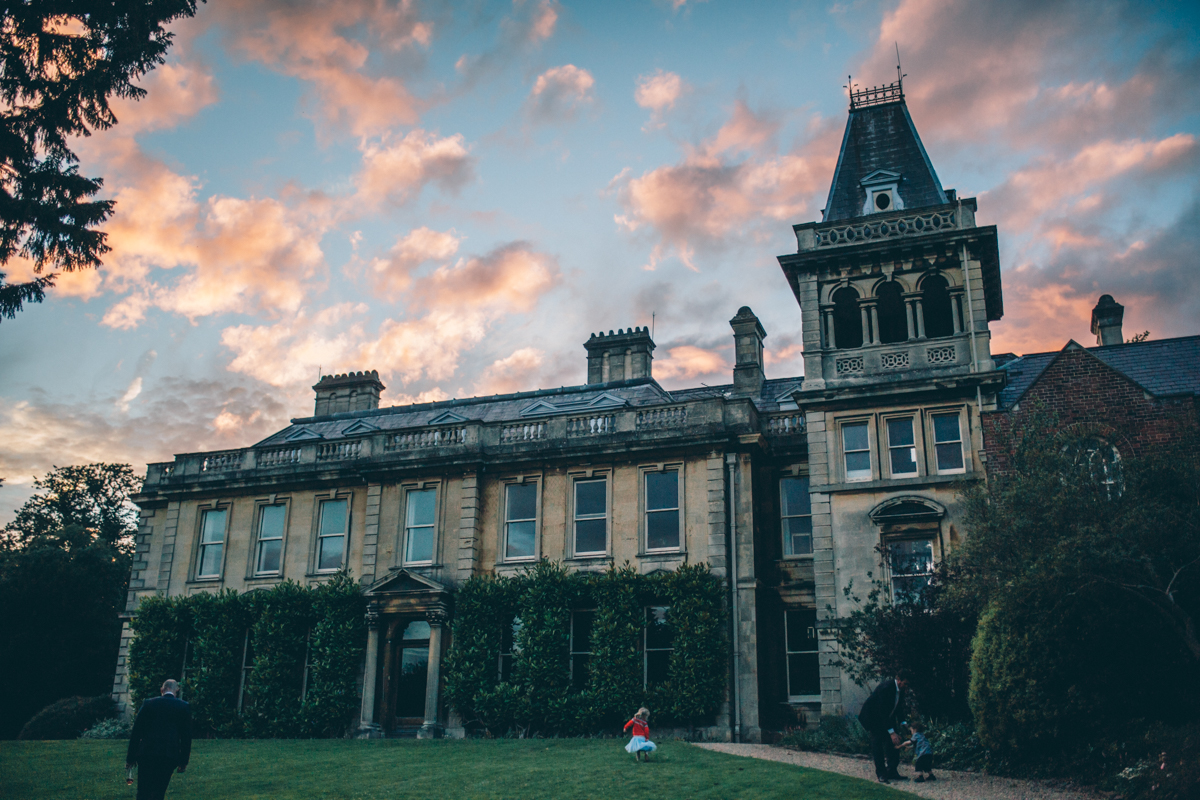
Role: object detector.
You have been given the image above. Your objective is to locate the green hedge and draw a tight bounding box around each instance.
[125,572,365,738]
[444,561,726,737]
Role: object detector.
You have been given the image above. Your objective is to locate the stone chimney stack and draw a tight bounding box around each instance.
[730,306,767,396]
[1090,295,1125,347]
[584,328,655,384]
[313,370,385,416]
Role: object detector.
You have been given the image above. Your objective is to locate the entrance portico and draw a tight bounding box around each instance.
[357,570,452,738]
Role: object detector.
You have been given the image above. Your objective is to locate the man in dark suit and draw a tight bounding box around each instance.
[126,679,192,800]
[857,670,911,784]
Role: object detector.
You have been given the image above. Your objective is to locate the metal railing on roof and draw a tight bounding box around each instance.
[849,80,904,110]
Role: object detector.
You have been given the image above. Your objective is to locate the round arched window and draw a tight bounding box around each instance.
[1066,437,1124,498]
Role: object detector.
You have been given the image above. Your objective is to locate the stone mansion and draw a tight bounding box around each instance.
[111,79,1200,741]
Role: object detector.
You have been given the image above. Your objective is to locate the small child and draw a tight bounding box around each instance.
[900,722,936,782]
[623,707,656,762]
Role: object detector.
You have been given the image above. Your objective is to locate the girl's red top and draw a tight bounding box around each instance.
[624,717,649,738]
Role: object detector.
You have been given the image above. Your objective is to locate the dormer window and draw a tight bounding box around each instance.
[860,169,903,216]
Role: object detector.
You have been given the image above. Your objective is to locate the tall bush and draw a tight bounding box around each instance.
[586,565,644,728]
[301,573,366,737]
[188,588,255,738]
[244,580,313,737]
[127,594,192,710]
[662,563,726,727]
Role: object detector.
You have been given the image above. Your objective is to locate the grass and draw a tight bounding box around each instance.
[0,739,920,800]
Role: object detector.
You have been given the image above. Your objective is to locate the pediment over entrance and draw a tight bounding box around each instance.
[868,495,946,523]
[366,568,451,597]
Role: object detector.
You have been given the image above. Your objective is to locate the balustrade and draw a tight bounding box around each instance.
[766,413,806,436]
[258,447,302,467]
[635,406,687,430]
[385,426,466,450]
[500,422,546,443]
[317,441,362,461]
[201,451,242,472]
[567,415,614,436]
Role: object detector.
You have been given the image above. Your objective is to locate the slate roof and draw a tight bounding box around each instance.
[996,335,1200,410]
[823,100,947,222]
[255,375,805,446]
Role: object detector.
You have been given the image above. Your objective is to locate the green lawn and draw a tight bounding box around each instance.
[0,739,917,800]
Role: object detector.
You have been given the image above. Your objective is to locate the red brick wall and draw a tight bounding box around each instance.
[982,347,1198,473]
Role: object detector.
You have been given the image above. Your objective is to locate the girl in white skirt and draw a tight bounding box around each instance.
[623,707,656,761]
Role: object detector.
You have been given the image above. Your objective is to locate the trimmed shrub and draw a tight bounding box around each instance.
[18,695,116,740]
[80,716,132,739]
[127,593,192,710]
[300,572,366,737]
[780,714,870,755]
[244,580,313,737]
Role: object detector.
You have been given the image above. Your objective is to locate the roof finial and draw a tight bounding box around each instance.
[844,75,858,109]
[895,42,906,92]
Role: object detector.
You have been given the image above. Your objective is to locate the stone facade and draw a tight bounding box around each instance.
[112,82,1053,741]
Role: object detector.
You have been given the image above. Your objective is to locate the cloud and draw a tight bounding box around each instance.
[370,227,463,296]
[614,100,838,268]
[352,130,475,209]
[0,378,291,521]
[526,65,596,122]
[213,0,432,137]
[412,242,560,312]
[653,344,728,384]
[454,0,562,88]
[222,242,561,390]
[111,61,219,134]
[636,69,685,130]
[473,347,544,395]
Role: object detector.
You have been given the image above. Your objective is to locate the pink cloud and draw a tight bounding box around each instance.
[653,345,728,384]
[412,242,560,312]
[110,61,218,134]
[527,65,596,122]
[528,0,560,43]
[473,347,545,395]
[370,227,463,297]
[636,70,684,112]
[614,101,838,268]
[214,0,431,137]
[353,130,475,209]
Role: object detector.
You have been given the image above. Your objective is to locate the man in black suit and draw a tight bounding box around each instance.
[857,670,911,783]
[126,679,192,800]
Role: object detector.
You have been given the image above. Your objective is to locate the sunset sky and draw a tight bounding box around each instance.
[2,0,1198,520]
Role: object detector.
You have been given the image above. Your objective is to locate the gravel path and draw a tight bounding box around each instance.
[693,743,1102,800]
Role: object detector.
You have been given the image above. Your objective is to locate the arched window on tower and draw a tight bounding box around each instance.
[876,281,907,344]
[922,274,955,339]
[832,287,863,349]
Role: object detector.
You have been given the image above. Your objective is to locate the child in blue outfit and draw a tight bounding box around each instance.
[900,722,936,782]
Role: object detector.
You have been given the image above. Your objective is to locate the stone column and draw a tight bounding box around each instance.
[949,289,964,334]
[357,603,382,738]
[903,292,920,340]
[419,607,447,739]
[914,299,927,339]
[868,303,881,345]
[859,304,871,347]
[820,305,835,349]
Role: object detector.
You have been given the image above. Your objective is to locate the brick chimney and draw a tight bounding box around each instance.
[584,328,655,384]
[730,306,767,396]
[313,371,385,416]
[1090,295,1124,347]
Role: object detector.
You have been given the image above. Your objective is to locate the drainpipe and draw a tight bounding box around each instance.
[726,453,741,743]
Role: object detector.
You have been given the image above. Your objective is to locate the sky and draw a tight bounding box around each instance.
[2,0,1199,522]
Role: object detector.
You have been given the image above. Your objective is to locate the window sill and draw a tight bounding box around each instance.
[780,555,815,561]
[246,574,282,583]
[814,472,973,494]
[787,696,823,704]
[188,577,222,584]
[565,554,611,563]
[639,550,685,559]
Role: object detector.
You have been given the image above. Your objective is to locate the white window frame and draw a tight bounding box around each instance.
[571,476,609,557]
[502,480,539,563]
[785,608,821,702]
[884,415,919,478]
[313,495,351,574]
[643,466,683,553]
[780,475,813,558]
[195,505,230,580]
[841,419,873,482]
[930,409,967,475]
[252,501,288,577]
[402,487,438,566]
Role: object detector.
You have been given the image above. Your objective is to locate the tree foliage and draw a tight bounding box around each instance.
[960,409,1200,764]
[2,463,141,553]
[0,0,202,318]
